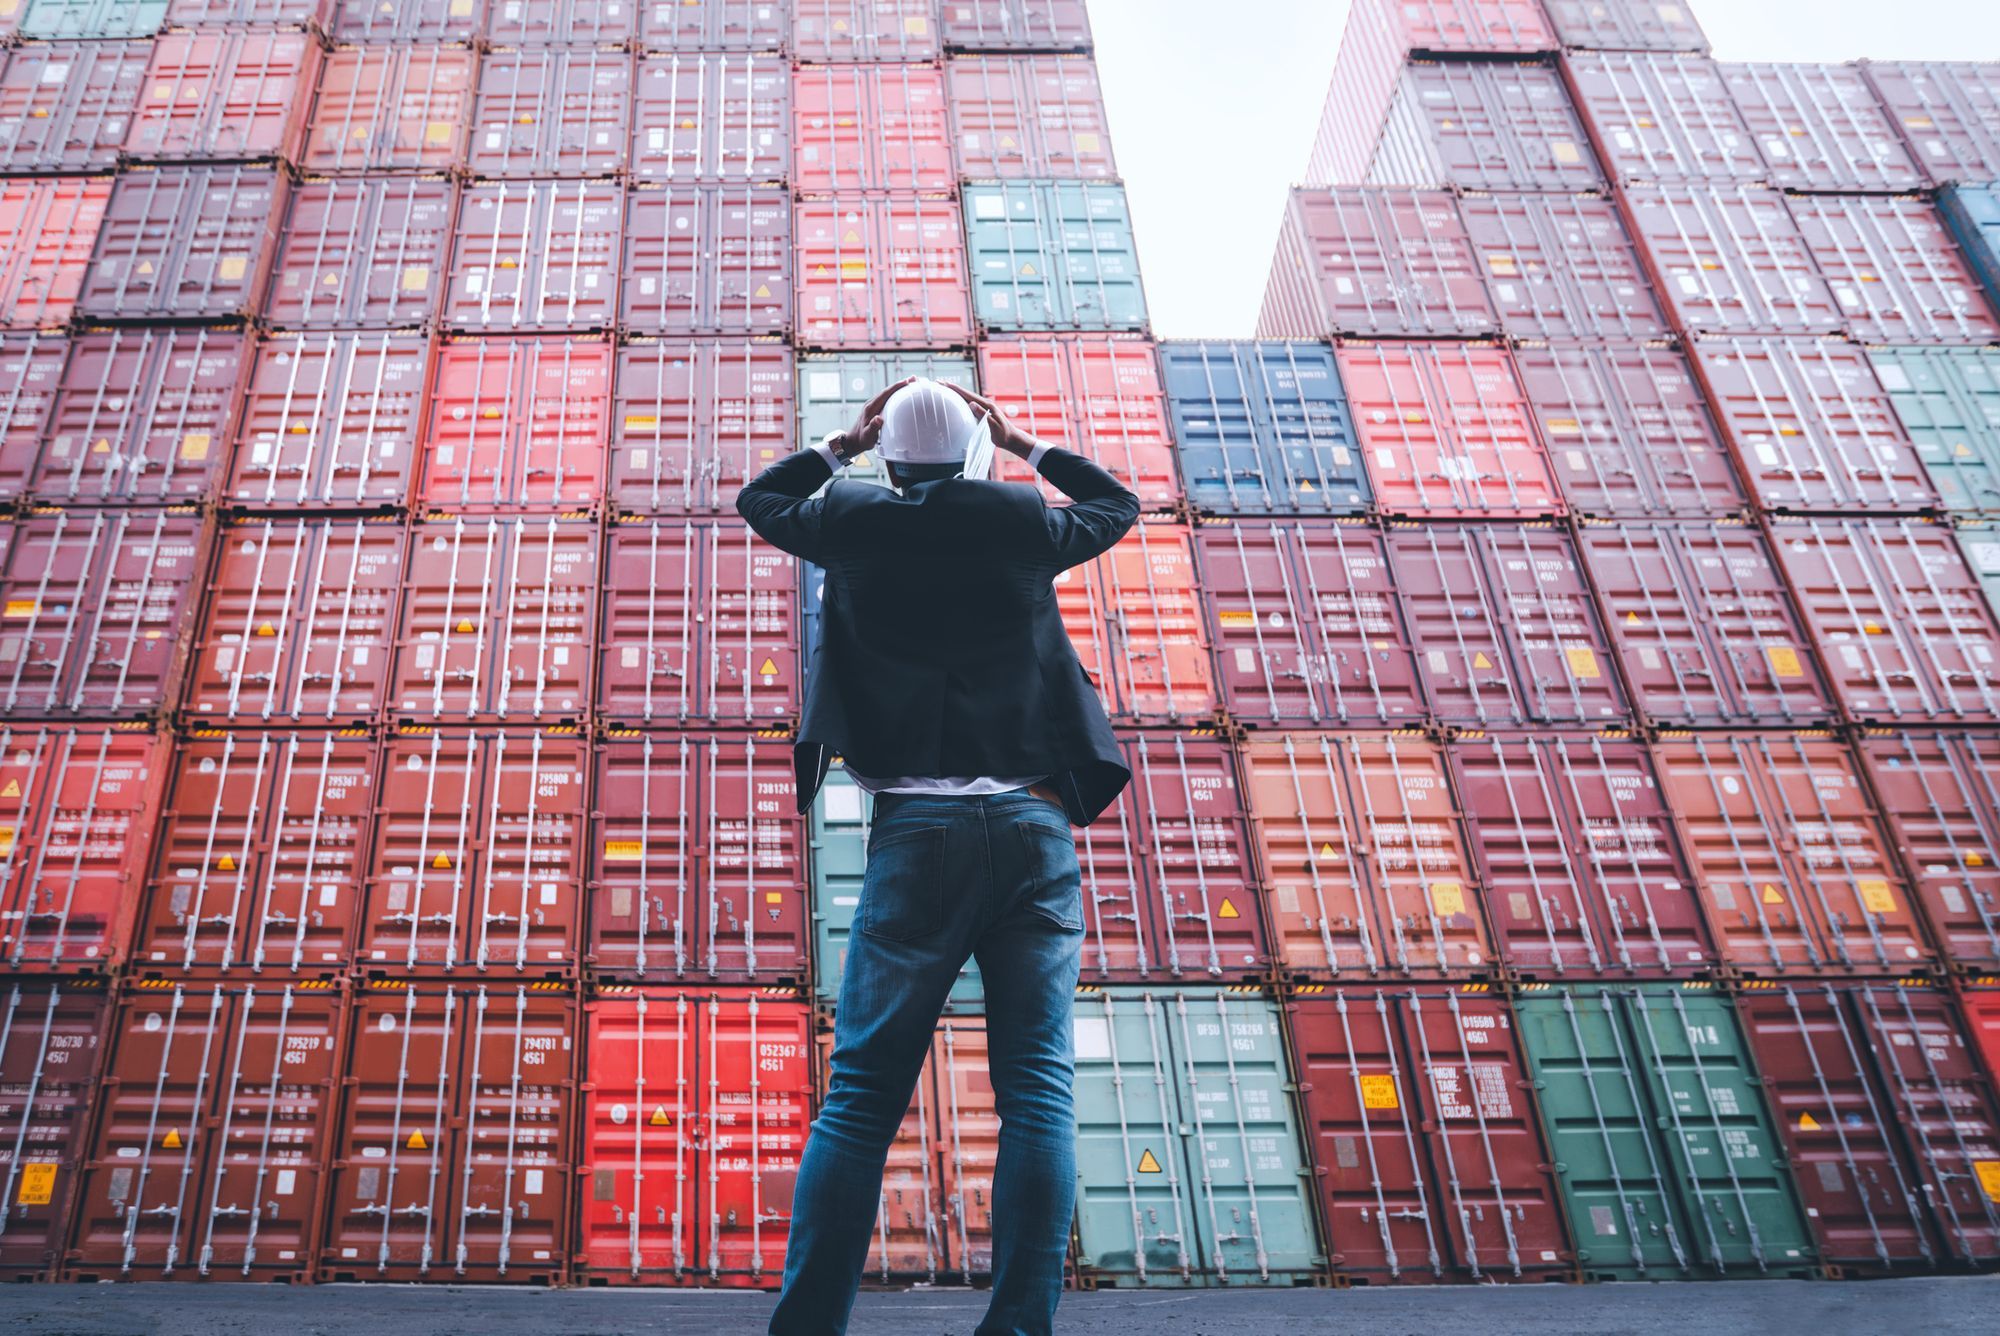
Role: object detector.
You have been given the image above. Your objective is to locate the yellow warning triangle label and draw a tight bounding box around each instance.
[92,438,110,453]
[650,1106,672,1127]
[137,260,154,275]
[1,779,17,798]
[1319,842,1335,858]
[1299,479,1314,491]
[1136,1148,1162,1173]
[217,854,235,872]
[456,618,476,634]
[842,228,861,243]
[433,854,452,870]
[1473,651,1493,669]
[407,1130,427,1150]
[162,1129,182,1149]
[1762,884,1785,905]
[1019,262,1037,277]
[1217,897,1238,919]
[758,656,777,676]
[256,622,276,637]
[1625,611,1641,625]
[753,283,770,297]
[1969,853,1987,867]
[1958,442,1975,457]
[813,264,828,277]
[1798,1112,1821,1131]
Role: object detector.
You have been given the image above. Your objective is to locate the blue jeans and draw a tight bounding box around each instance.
[769,788,1084,1336]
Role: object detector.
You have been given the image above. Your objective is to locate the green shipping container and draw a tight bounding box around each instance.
[19,0,165,38]
[1516,983,1819,1281]
[963,181,1150,332]
[797,351,978,492]
[1959,521,2000,625]
[1070,987,1321,1286]
[1869,346,2000,515]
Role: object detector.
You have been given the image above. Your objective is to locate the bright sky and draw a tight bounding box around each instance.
[1088,0,2000,338]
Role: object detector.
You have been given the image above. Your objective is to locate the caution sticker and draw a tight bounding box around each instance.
[1135,1148,1162,1174]
[180,432,210,461]
[1430,881,1466,917]
[650,1107,672,1127]
[1761,884,1785,905]
[1216,610,1255,626]
[16,1162,55,1206]
[604,840,644,863]
[425,122,454,145]
[408,1130,428,1150]
[402,267,430,292]
[161,1129,182,1150]
[1976,1160,2000,1202]
[1564,647,1601,680]
[1766,645,1803,678]
[1359,1074,1399,1110]
[4,599,38,618]
[1858,879,1897,915]
[1216,897,1239,920]
[0,827,13,857]
[1798,1112,1821,1132]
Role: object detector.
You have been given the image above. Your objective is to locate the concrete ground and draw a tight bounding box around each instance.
[0,1277,1994,1336]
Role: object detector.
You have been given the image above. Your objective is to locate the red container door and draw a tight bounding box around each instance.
[630,52,789,184]
[0,335,63,503]
[702,735,808,983]
[792,0,941,61]
[931,1017,996,1278]
[303,47,476,174]
[978,335,1177,511]
[947,55,1115,180]
[1126,732,1265,981]
[793,62,952,191]
[445,183,622,333]
[795,194,971,347]
[0,40,148,174]
[1261,189,1497,339]
[939,0,1093,50]
[77,167,283,324]
[577,988,701,1282]
[1722,63,1924,192]
[641,0,787,49]
[332,0,485,41]
[1543,0,1707,52]
[422,337,611,511]
[622,185,791,335]
[0,979,110,1280]
[1565,52,1762,184]
[1625,184,1841,336]
[0,179,108,331]
[466,49,632,178]
[1861,732,2000,972]
[125,30,319,166]
[589,732,698,977]
[266,179,456,331]
[229,333,430,509]
[1064,522,1214,724]
[699,991,811,1285]
[1790,195,2000,346]
[610,338,795,513]
[1861,62,2000,186]
[31,329,240,504]
[1459,193,1665,341]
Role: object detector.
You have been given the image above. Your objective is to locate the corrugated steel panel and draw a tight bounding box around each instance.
[0,335,63,503]
[422,336,611,510]
[794,350,970,495]
[19,0,167,39]
[1058,521,1214,725]
[630,52,789,184]
[125,30,320,167]
[229,332,429,509]
[794,61,952,192]
[795,192,972,345]
[1564,52,1762,185]
[267,178,456,331]
[444,182,623,333]
[1788,194,2000,345]
[1119,731,1266,981]
[486,0,636,45]
[792,0,940,61]
[1257,188,1498,340]
[1859,730,2000,973]
[330,0,483,42]
[303,47,477,176]
[1160,340,1366,517]
[947,54,1114,180]
[467,49,633,179]
[639,0,785,51]
[1624,183,1842,336]
[1862,61,2000,187]
[1368,62,1605,194]
[77,166,284,324]
[1964,522,2000,631]
[940,0,1091,51]
[623,184,791,336]
[1967,990,2000,1088]
[164,0,333,27]
[1542,0,1707,54]
[0,979,111,1281]
[0,41,149,175]
[0,178,108,332]
[1721,63,1925,192]
[614,337,795,513]
[1868,347,2000,516]
[1459,192,1668,340]
[1941,185,2000,318]
[978,335,1176,511]
[966,180,1147,331]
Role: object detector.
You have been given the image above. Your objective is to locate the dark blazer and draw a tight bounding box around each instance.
[735,446,1141,825]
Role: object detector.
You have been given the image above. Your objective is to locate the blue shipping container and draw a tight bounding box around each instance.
[19,0,165,38]
[1158,340,1367,515]
[1942,185,2000,315]
[964,180,1150,331]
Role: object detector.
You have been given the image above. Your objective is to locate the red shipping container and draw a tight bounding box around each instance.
[1862,62,2000,187]
[1196,519,1427,728]
[1861,731,2000,973]
[1054,521,1214,726]
[165,0,334,26]
[1578,520,1833,728]
[228,332,431,509]
[622,185,791,336]
[77,166,284,323]
[1651,731,1931,975]
[1788,195,2000,346]
[445,182,623,333]
[69,982,344,1280]
[1256,189,1498,340]
[331,0,485,42]
[792,0,941,61]
[184,516,408,723]
[34,328,245,505]
[1691,337,1934,514]
[391,515,599,724]
[610,338,794,513]
[1541,0,1707,53]
[630,52,789,183]
[0,507,208,721]
[947,54,1115,180]
[1338,342,1560,518]
[1513,340,1743,518]
[794,194,971,347]
[321,983,574,1283]
[0,335,63,504]
[422,337,611,511]
[1369,62,1605,194]
[467,49,632,179]
[0,178,108,332]
[1457,194,1668,341]
[1771,517,2000,724]
[1970,990,2000,1085]
[0,41,149,174]
[486,0,637,44]
[1564,52,1762,184]
[267,178,456,331]
[303,47,476,175]
[589,730,807,983]
[361,729,586,975]
[940,0,1092,51]
[1388,522,1628,727]
[1286,986,1574,1282]
[1722,63,1924,192]
[640,0,786,50]
[0,979,110,1281]
[1241,732,1494,979]
[977,335,1177,510]
[599,518,798,727]
[125,31,319,166]
[138,730,374,975]
[793,61,951,193]
[577,989,812,1286]
[0,727,170,974]
[1625,183,1842,336]
[1449,732,1710,977]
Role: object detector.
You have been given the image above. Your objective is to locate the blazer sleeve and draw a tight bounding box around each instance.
[736,448,839,564]
[1035,446,1141,569]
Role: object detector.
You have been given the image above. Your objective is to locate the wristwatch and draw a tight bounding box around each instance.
[820,429,861,467]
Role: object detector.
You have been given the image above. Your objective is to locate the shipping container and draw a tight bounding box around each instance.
[793,349,970,495]
[137,730,374,974]
[0,335,63,504]
[302,47,477,176]
[1541,0,1708,53]
[0,178,108,332]
[947,54,1114,180]
[1338,341,1559,518]
[940,0,1090,51]
[1256,188,1498,340]
[391,515,598,723]
[184,516,408,722]
[1285,985,1572,1282]
[792,0,939,62]
[1859,730,2000,973]
[1942,185,2000,312]
[1160,341,1365,517]
[445,182,623,333]
[589,730,807,983]
[793,61,952,193]
[1868,346,2000,516]
[630,52,789,184]
[1564,52,1762,185]
[467,49,633,180]
[330,0,482,43]
[1458,193,1666,341]
[0,507,207,720]
[1195,519,1424,727]
[68,982,344,1279]
[978,335,1176,511]
[227,332,431,509]
[1770,517,2000,724]
[77,166,283,324]
[1861,62,2000,186]
[0,41,149,175]
[1388,522,1628,727]
[0,726,170,973]
[614,337,795,513]
[164,0,333,27]
[577,988,812,1285]
[1623,183,1841,336]
[361,728,586,975]
[1577,520,1834,728]
[1787,194,2000,345]
[267,178,456,331]
[34,327,245,505]
[795,193,972,346]
[18,0,167,39]
[1057,522,1215,725]
[1367,62,1605,194]
[623,185,791,336]
[1239,732,1493,979]
[1650,731,1931,974]
[599,517,798,725]
[1513,340,1744,518]
[422,336,612,510]
[125,31,320,167]
[486,0,635,45]
[1515,982,1818,1279]
[1721,63,1924,193]
[639,0,785,52]
[1690,337,1935,514]
[1449,734,1710,977]
[1969,988,2000,1086]
[1071,987,1321,1286]
[321,983,575,1283]
[0,979,110,1282]
[1964,521,2000,629]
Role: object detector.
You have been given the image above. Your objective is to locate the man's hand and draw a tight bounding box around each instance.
[830,375,917,463]
[941,381,1034,459]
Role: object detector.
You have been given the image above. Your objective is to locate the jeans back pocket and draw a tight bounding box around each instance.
[1016,820,1084,932]
[858,823,947,942]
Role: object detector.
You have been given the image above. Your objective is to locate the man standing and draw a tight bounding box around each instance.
[737,376,1140,1335]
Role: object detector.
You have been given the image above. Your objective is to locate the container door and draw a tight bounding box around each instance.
[1341,735,1492,977]
[0,980,110,1280]
[589,732,696,977]
[933,1017,997,1280]
[578,989,698,1281]
[697,992,810,1284]
[701,735,807,983]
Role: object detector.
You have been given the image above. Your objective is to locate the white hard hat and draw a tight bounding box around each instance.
[874,378,993,479]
